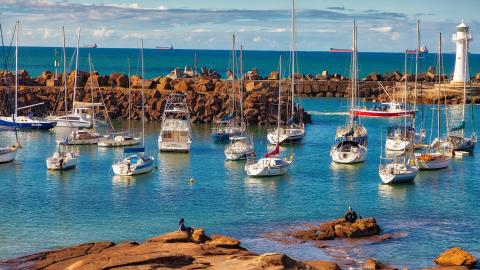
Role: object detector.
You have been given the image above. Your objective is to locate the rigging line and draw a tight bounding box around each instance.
[89,58,116,132]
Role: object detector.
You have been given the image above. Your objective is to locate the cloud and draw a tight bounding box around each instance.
[316,29,337,33]
[104,3,141,9]
[370,26,393,33]
[253,36,262,43]
[326,6,346,11]
[192,28,212,33]
[270,28,287,33]
[207,37,215,43]
[92,27,115,38]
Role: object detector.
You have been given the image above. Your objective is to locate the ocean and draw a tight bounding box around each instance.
[3,47,480,79]
[1,98,479,269]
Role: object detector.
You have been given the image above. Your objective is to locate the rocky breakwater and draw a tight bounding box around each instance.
[0,69,312,125]
[0,229,341,270]
[290,218,381,241]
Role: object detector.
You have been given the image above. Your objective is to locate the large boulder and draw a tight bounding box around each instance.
[305,260,341,270]
[109,73,129,88]
[207,234,241,249]
[363,258,395,270]
[434,247,477,267]
[146,231,191,243]
[291,218,380,241]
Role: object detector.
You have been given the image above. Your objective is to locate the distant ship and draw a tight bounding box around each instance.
[83,43,97,48]
[406,45,428,54]
[330,48,352,53]
[156,44,174,50]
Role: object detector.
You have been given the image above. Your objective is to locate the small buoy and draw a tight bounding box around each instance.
[189,177,194,184]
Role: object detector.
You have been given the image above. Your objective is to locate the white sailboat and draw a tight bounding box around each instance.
[112,39,154,176]
[415,33,452,170]
[225,45,254,161]
[98,59,140,148]
[158,93,192,152]
[379,48,419,184]
[0,21,56,130]
[211,34,245,143]
[385,50,416,153]
[47,27,79,171]
[267,0,305,145]
[49,29,102,128]
[245,56,293,177]
[330,20,368,164]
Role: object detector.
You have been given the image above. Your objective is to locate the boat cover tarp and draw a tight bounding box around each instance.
[450,121,465,132]
[124,147,144,153]
[221,112,236,121]
[264,144,280,158]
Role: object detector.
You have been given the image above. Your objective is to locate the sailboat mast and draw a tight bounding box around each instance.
[404,50,408,151]
[413,20,420,127]
[350,20,357,124]
[63,27,68,114]
[462,31,468,135]
[88,54,95,130]
[141,39,145,148]
[240,45,244,126]
[127,58,132,134]
[290,0,296,117]
[14,21,18,117]
[231,34,236,118]
[437,33,442,141]
[73,28,80,110]
[278,55,282,145]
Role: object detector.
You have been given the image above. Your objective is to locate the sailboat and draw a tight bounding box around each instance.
[0,21,56,130]
[385,50,416,152]
[267,0,305,145]
[415,33,452,170]
[158,93,192,152]
[46,27,79,171]
[447,21,477,152]
[59,53,109,145]
[49,29,101,128]
[98,59,141,147]
[112,39,155,176]
[330,21,368,164]
[245,56,293,177]
[211,34,245,143]
[412,20,427,147]
[225,45,255,161]
[379,50,419,184]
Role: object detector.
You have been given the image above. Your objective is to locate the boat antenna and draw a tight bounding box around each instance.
[72,28,80,111]
[141,39,145,149]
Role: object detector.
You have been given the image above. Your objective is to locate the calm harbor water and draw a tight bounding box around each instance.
[4,47,480,79]
[0,98,479,269]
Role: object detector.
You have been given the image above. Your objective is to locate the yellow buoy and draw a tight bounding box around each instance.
[189,177,194,185]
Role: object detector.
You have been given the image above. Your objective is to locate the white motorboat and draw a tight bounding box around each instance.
[0,145,18,163]
[225,136,254,161]
[379,162,418,184]
[50,107,93,128]
[112,39,154,176]
[46,28,80,171]
[158,93,192,152]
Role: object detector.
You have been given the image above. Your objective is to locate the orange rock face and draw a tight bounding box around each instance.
[434,247,477,267]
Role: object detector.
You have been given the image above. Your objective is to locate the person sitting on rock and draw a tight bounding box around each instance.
[178,218,194,234]
[344,206,358,223]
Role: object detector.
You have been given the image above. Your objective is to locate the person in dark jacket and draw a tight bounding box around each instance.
[344,206,358,223]
[178,218,193,234]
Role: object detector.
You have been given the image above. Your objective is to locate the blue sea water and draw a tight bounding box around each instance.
[3,47,480,79]
[0,98,479,269]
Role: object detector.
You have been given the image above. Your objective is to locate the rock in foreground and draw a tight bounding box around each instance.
[291,218,381,241]
[434,247,477,267]
[0,228,339,270]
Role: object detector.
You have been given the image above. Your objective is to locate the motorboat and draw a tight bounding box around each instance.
[59,129,106,145]
[158,93,192,152]
[267,123,305,145]
[0,145,18,163]
[98,134,141,147]
[46,148,79,170]
[351,101,416,118]
[225,136,254,161]
[112,149,154,176]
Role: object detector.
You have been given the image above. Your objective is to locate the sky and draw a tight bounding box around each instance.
[0,0,479,52]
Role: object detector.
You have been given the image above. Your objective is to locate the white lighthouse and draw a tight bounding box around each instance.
[452,19,472,83]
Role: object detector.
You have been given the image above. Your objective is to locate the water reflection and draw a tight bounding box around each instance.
[112,175,137,187]
[378,182,414,200]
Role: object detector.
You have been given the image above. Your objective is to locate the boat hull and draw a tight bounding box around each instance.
[351,110,416,118]
[46,157,78,170]
[330,145,367,164]
[415,153,452,170]
[267,128,305,145]
[159,142,190,153]
[112,156,154,176]
[245,158,292,177]
[0,149,16,163]
[386,138,412,152]
[98,138,141,147]
[379,164,418,184]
